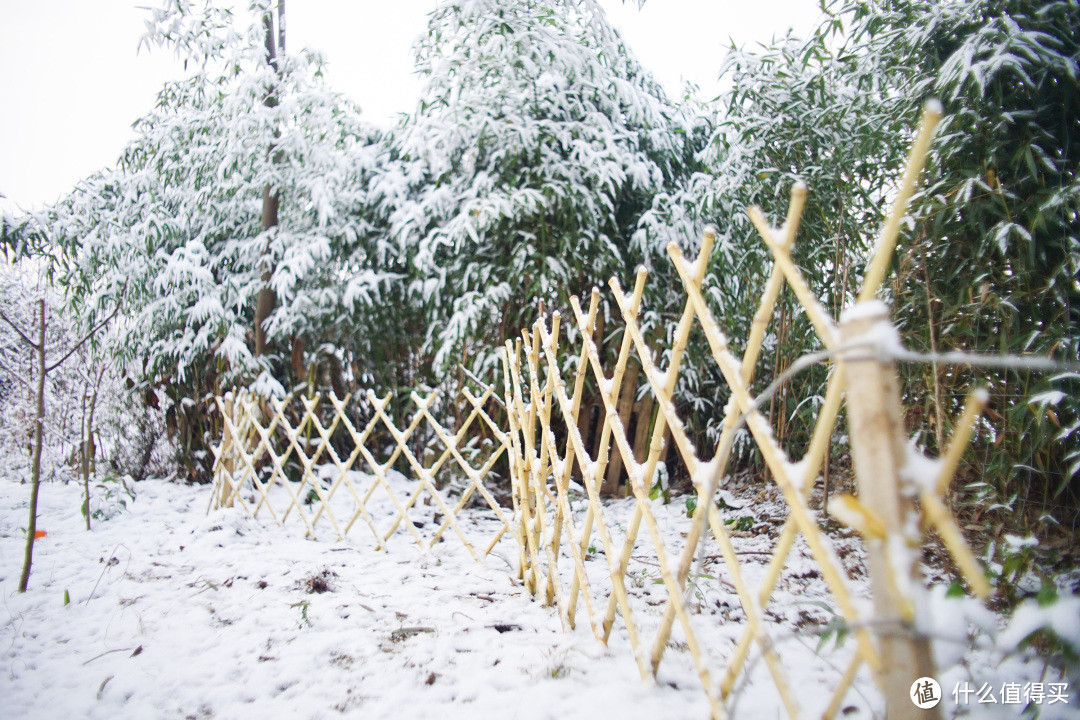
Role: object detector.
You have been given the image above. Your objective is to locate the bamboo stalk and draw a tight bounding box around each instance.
[535,314,651,680]
[665,243,881,672]
[501,344,531,582]
[934,389,988,497]
[524,327,552,593]
[858,101,943,303]
[507,339,541,594]
[841,304,940,718]
[535,314,563,604]
[823,654,864,720]
[565,290,602,627]
[604,361,639,493]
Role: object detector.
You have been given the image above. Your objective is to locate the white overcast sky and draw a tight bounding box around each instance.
[0,1,823,214]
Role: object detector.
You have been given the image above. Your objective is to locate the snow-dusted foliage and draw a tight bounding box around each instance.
[637,18,913,458]
[386,0,693,378]
[0,261,170,488]
[0,262,82,485]
[640,0,1079,506]
[42,0,396,400]
[842,0,1080,506]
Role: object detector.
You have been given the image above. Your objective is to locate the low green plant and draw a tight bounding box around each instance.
[725,516,754,532]
[649,477,670,505]
[86,475,135,522]
[291,600,311,629]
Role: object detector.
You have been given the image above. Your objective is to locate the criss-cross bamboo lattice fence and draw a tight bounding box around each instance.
[501,102,993,720]
[209,385,513,559]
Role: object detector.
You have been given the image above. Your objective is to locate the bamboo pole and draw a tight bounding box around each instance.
[650,195,808,690]
[532,314,563,605]
[217,395,237,508]
[524,327,552,592]
[920,389,992,599]
[604,362,638,493]
[664,243,880,672]
[507,338,541,593]
[858,101,943,303]
[565,290,602,627]
[840,303,940,720]
[501,344,531,583]
[536,313,652,680]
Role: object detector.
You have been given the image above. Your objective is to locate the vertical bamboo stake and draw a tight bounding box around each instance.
[565,290,602,626]
[588,308,607,461]
[840,302,940,720]
[503,342,532,587]
[525,328,550,594]
[538,314,563,606]
[219,396,236,508]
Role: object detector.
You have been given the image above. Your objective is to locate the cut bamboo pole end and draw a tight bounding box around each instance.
[700,225,717,264]
[858,100,943,303]
[934,388,988,497]
[920,492,993,599]
[782,180,808,246]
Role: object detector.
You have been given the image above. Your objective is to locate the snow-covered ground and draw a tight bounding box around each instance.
[2,475,1076,719]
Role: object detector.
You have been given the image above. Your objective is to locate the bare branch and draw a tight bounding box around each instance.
[459,364,506,409]
[45,290,125,374]
[0,307,40,351]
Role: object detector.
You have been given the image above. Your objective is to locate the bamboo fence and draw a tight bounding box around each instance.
[210,102,992,720]
[209,386,512,559]
[500,102,990,720]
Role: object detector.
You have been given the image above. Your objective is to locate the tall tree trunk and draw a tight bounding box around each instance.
[81,366,104,530]
[18,300,46,593]
[255,193,278,357]
[80,392,90,530]
[255,2,284,358]
[327,354,347,402]
[289,335,306,381]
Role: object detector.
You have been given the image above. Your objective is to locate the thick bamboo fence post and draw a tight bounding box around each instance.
[840,302,940,720]
[219,395,236,508]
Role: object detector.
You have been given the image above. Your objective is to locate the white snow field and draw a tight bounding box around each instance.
[2,475,1076,719]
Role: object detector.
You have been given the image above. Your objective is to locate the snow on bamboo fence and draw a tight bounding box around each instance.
[210,385,513,559]
[499,101,992,720]
[211,102,994,720]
